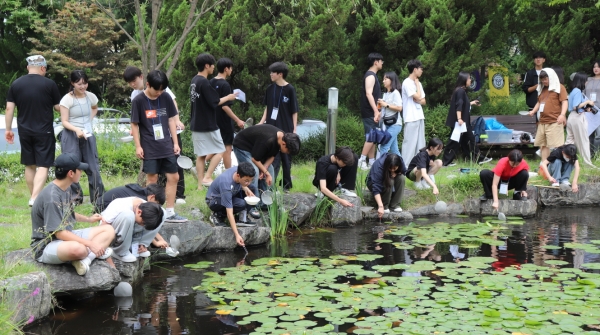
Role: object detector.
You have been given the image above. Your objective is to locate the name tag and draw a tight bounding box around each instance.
[153,124,164,140]
[591,93,597,102]
[271,107,279,120]
[539,103,545,113]
[83,123,93,138]
[499,182,509,195]
[146,109,157,118]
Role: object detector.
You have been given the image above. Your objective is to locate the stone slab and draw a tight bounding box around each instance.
[362,207,414,222]
[204,226,271,251]
[463,198,537,217]
[282,193,318,226]
[361,189,417,208]
[151,220,214,261]
[536,183,600,207]
[330,195,363,226]
[409,203,465,217]
[0,271,52,326]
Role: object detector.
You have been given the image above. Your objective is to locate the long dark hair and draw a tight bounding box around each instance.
[454,71,470,91]
[420,137,444,152]
[69,70,88,93]
[382,154,403,192]
[571,72,587,91]
[383,71,401,93]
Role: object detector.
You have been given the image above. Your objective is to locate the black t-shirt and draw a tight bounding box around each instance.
[313,155,338,185]
[209,77,235,134]
[547,146,578,164]
[263,83,298,133]
[406,149,435,174]
[232,124,281,163]
[360,70,381,119]
[6,74,61,136]
[96,184,147,211]
[190,75,221,132]
[131,91,178,160]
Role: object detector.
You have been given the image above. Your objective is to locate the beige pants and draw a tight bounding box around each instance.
[565,111,596,167]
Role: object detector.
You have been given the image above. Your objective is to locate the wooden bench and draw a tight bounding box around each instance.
[470,115,537,157]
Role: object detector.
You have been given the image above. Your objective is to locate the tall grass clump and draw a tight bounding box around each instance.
[263,185,289,239]
[309,195,334,226]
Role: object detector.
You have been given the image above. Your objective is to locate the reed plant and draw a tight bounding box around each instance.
[263,184,290,239]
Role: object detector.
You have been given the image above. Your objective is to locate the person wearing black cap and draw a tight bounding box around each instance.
[30,153,115,276]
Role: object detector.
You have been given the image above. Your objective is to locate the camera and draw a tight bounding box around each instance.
[583,104,599,115]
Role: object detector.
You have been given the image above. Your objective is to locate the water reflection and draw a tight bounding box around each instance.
[27,207,600,334]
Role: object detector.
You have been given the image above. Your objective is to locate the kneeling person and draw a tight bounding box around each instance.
[479,149,530,210]
[95,183,165,213]
[312,147,358,207]
[539,144,580,192]
[31,153,115,276]
[101,197,164,262]
[205,162,258,246]
[367,153,407,218]
[406,138,444,194]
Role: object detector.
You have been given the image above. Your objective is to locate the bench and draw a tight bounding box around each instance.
[470,115,537,157]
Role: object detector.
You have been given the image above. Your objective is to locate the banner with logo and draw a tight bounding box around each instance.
[470,70,481,92]
[488,66,509,102]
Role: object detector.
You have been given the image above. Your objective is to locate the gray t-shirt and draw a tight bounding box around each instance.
[31,183,75,241]
[205,167,243,209]
[585,78,600,103]
[59,91,99,128]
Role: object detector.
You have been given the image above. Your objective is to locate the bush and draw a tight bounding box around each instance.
[296,130,326,163]
[95,134,140,176]
[0,153,23,184]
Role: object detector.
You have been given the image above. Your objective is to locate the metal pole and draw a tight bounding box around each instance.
[326,87,339,155]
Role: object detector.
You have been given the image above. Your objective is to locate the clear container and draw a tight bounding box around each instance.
[486,129,513,143]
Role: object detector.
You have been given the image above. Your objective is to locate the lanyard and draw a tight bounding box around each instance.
[273,85,283,109]
[146,96,161,125]
[73,92,91,124]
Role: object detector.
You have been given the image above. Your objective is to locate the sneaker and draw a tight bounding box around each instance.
[535,149,541,157]
[480,195,491,201]
[166,213,188,223]
[551,182,559,187]
[71,260,89,276]
[249,208,261,219]
[237,220,257,227]
[175,198,186,204]
[358,160,369,171]
[447,162,457,167]
[315,191,324,199]
[414,180,425,190]
[340,188,357,197]
[210,212,227,226]
[478,157,493,164]
[560,181,571,186]
[28,198,35,207]
[98,247,113,260]
[421,179,431,189]
[113,252,137,263]
[383,209,390,214]
[139,251,151,258]
[428,175,436,184]
[393,207,403,212]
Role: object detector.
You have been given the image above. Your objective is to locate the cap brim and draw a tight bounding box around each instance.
[78,162,89,171]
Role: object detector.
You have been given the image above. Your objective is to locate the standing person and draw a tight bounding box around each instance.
[367,153,407,217]
[442,71,490,166]
[377,72,403,156]
[539,144,580,192]
[522,51,546,112]
[357,53,383,170]
[479,149,529,210]
[528,68,568,162]
[131,70,187,223]
[401,59,427,162]
[312,146,358,207]
[584,59,600,156]
[5,55,61,207]
[30,153,115,276]
[205,162,259,246]
[259,61,299,191]
[232,124,301,195]
[190,53,237,188]
[123,66,187,204]
[406,138,443,194]
[209,58,245,170]
[566,73,596,168]
[59,70,105,209]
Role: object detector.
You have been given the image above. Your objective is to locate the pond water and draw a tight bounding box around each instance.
[26,208,600,334]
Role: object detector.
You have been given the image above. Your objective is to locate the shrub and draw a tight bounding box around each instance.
[0,153,23,184]
[296,130,326,163]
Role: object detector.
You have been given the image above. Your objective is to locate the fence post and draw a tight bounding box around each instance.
[326,87,339,155]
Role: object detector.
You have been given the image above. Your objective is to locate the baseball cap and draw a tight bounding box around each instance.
[26,55,47,67]
[55,153,89,172]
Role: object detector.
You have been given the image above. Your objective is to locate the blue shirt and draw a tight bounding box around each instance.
[205,167,244,209]
[569,88,586,114]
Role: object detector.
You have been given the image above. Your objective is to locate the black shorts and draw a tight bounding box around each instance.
[19,133,55,167]
[362,117,377,135]
[220,129,234,146]
[143,156,178,174]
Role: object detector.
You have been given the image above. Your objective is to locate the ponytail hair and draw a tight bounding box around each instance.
[420,137,444,152]
[69,70,89,93]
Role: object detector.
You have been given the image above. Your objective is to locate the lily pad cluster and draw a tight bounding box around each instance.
[194,253,600,334]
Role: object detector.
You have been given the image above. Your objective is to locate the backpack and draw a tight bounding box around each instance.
[471,116,486,143]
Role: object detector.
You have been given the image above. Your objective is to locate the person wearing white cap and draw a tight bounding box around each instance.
[30,153,115,276]
[5,55,61,207]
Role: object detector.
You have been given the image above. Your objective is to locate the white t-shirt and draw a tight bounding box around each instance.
[381,89,403,125]
[401,78,425,123]
[101,196,140,224]
[59,91,99,128]
[131,87,176,103]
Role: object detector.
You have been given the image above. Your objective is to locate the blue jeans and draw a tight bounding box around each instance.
[548,159,573,183]
[379,124,402,156]
[233,147,275,193]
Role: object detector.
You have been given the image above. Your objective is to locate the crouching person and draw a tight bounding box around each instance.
[479,149,529,210]
[95,183,165,213]
[367,153,407,218]
[100,197,165,262]
[205,162,259,246]
[31,153,115,276]
[539,144,580,192]
[312,146,358,207]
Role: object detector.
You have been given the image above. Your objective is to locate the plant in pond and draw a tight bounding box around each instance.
[308,193,334,226]
[263,185,290,239]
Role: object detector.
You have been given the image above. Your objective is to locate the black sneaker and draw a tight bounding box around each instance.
[249,208,261,219]
[237,220,257,227]
[479,195,491,201]
[209,212,227,227]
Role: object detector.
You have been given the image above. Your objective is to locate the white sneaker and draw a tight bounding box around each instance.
[113,252,137,263]
[478,157,493,164]
[383,209,390,214]
[176,198,186,204]
[560,181,571,186]
[315,192,323,199]
[340,188,357,197]
[393,207,403,212]
[421,179,431,189]
[428,175,436,184]
[414,180,425,190]
[551,182,559,187]
[28,198,35,207]
[536,149,542,157]
[358,160,369,170]
[139,251,151,258]
[72,260,90,276]
[98,247,113,260]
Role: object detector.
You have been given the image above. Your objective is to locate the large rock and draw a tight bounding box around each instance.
[463,198,537,217]
[113,257,148,283]
[361,189,417,208]
[204,226,271,251]
[409,203,465,217]
[536,183,600,207]
[330,195,363,226]
[361,206,414,222]
[151,220,214,261]
[4,249,121,294]
[0,272,52,326]
[282,193,317,226]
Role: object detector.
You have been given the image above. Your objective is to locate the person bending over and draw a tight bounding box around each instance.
[479,149,529,210]
[312,146,358,207]
[96,183,165,213]
[367,153,407,218]
[406,138,443,194]
[539,144,580,192]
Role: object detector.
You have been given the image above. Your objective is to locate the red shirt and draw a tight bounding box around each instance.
[491,157,529,180]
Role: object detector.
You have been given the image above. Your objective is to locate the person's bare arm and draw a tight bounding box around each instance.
[365,76,380,122]
[491,173,501,210]
[572,160,580,192]
[538,160,555,183]
[60,105,85,138]
[225,207,245,246]
[259,107,267,124]
[413,80,426,105]
[223,105,245,128]
[319,179,352,207]
[292,113,298,133]
[557,100,568,125]
[5,102,16,144]
[168,117,180,155]
[131,122,144,159]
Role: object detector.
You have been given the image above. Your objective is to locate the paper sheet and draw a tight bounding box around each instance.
[450,122,467,142]
[585,112,600,137]
[233,89,246,103]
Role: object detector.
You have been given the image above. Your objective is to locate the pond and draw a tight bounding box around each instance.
[26,208,600,334]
